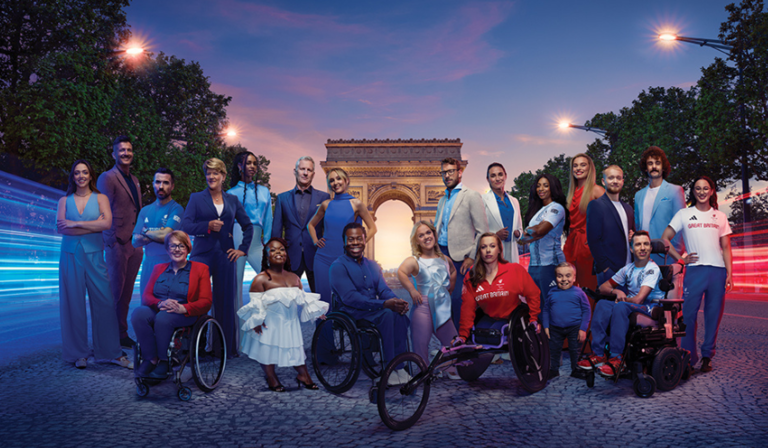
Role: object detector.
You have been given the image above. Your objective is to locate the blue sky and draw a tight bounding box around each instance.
[124,0,737,266]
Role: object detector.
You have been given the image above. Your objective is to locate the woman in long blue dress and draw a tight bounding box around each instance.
[56,159,132,369]
[307,168,377,308]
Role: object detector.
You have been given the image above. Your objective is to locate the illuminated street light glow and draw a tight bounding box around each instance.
[558,121,571,130]
[125,47,144,55]
[658,33,677,41]
[226,130,237,137]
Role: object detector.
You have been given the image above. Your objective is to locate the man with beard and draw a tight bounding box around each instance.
[272,156,330,292]
[634,146,686,265]
[587,165,635,285]
[98,135,143,348]
[132,168,184,295]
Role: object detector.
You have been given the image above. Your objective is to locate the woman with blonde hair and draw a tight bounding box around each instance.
[397,221,458,371]
[182,158,253,357]
[563,153,604,290]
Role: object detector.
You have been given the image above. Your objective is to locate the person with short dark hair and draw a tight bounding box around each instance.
[330,223,411,384]
[132,231,213,379]
[482,162,523,263]
[97,135,143,348]
[435,157,489,329]
[132,167,184,295]
[661,176,733,373]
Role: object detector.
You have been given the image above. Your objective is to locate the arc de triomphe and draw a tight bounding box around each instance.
[320,138,467,260]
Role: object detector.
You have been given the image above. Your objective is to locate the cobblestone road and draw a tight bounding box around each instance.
[1,299,767,448]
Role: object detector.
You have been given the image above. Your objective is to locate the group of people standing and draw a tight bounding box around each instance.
[57,138,732,390]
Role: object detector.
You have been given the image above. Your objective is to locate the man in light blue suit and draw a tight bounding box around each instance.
[272,156,330,292]
[634,146,686,266]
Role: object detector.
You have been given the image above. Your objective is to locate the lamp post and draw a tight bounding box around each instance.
[559,122,613,152]
[659,33,751,223]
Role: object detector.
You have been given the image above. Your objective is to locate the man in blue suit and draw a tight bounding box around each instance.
[634,146,686,266]
[587,165,635,285]
[272,156,330,292]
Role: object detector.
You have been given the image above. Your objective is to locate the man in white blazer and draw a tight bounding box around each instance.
[482,163,523,263]
[435,157,488,328]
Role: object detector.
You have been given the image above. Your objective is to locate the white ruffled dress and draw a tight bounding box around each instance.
[237,288,328,367]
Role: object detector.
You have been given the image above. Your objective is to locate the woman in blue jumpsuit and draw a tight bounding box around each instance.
[183,158,252,358]
[57,159,131,369]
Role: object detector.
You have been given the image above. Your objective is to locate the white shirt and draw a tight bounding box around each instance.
[642,186,660,231]
[668,207,732,268]
[214,203,224,217]
[528,202,566,266]
[611,200,631,264]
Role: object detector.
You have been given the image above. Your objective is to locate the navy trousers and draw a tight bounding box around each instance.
[191,249,238,358]
[131,306,197,361]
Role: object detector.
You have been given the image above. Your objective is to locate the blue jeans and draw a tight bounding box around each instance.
[681,265,727,366]
[591,300,654,357]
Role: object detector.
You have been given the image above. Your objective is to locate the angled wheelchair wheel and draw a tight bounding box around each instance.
[378,352,430,431]
[508,305,550,393]
[311,314,361,394]
[456,353,494,382]
[191,316,227,393]
[652,347,684,391]
[633,373,656,398]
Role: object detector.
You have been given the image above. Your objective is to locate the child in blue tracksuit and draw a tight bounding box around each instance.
[542,262,592,379]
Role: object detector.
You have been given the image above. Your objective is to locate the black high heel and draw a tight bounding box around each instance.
[296,377,319,390]
[267,379,286,392]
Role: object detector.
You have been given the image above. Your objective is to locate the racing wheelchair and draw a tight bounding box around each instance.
[376,303,549,431]
[580,240,691,398]
[310,293,388,400]
[134,315,227,401]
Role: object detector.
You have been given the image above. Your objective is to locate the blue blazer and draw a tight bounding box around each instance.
[586,194,635,275]
[182,189,253,257]
[272,186,330,270]
[634,180,686,264]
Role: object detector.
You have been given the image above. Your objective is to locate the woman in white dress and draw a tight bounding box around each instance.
[397,221,459,377]
[238,237,328,392]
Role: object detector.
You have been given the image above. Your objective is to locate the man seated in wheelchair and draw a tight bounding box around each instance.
[452,233,541,347]
[577,230,664,376]
[329,222,411,382]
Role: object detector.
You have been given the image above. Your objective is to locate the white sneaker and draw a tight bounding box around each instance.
[75,358,87,369]
[111,356,134,369]
[389,369,411,386]
[446,367,460,380]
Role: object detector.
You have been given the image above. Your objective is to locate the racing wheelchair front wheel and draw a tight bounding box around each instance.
[191,316,227,393]
[508,304,550,393]
[378,352,430,431]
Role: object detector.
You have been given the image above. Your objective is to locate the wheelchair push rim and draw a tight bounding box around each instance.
[508,304,550,393]
[311,313,362,394]
[191,316,227,393]
[377,352,430,431]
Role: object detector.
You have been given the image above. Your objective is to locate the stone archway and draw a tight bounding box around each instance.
[320,138,466,260]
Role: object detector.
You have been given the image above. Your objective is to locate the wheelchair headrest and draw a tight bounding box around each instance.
[650,239,668,255]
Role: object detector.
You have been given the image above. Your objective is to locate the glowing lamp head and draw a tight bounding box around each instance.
[558,122,571,130]
[659,34,677,41]
[226,130,237,137]
[125,47,144,55]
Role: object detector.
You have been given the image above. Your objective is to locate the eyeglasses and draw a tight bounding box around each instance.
[169,244,186,251]
[440,169,457,177]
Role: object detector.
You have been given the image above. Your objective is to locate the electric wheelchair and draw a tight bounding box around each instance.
[376,303,549,431]
[133,315,226,401]
[310,293,388,400]
[580,240,692,398]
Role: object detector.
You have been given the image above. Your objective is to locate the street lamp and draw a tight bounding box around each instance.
[110,46,144,56]
[658,33,751,223]
[559,122,608,137]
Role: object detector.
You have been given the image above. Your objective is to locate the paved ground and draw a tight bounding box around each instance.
[1,298,767,448]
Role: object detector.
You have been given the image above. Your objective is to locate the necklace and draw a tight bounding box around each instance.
[74,191,91,197]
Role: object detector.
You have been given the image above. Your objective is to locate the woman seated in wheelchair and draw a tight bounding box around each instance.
[238,238,328,392]
[132,230,213,379]
[452,232,541,347]
[577,230,665,377]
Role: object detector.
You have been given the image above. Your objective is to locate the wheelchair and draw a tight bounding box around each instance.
[376,303,549,431]
[133,315,227,401]
[580,240,692,398]
[310,294,387,401]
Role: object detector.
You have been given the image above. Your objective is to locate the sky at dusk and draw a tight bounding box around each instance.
[125,0,737,268]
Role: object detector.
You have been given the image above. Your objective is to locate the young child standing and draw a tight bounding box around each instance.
[542,262,592,379]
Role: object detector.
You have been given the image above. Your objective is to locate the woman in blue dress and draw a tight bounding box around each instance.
[519,173,570,299]
[182,158,253,358]
[307,168,376,309]
[56,159,132,370]
[227,152,272,323]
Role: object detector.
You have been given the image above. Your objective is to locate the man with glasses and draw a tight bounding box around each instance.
[132,168,184,295]
[435,157,488,328]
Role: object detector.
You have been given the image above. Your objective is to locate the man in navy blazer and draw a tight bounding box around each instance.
[587,165,635,286]
[272,156,330,292]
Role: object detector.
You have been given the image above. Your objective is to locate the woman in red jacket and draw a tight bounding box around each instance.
[453,232,542,345]
[131,230,213,379]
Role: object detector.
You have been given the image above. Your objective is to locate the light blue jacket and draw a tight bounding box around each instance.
[634,180,686,265]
